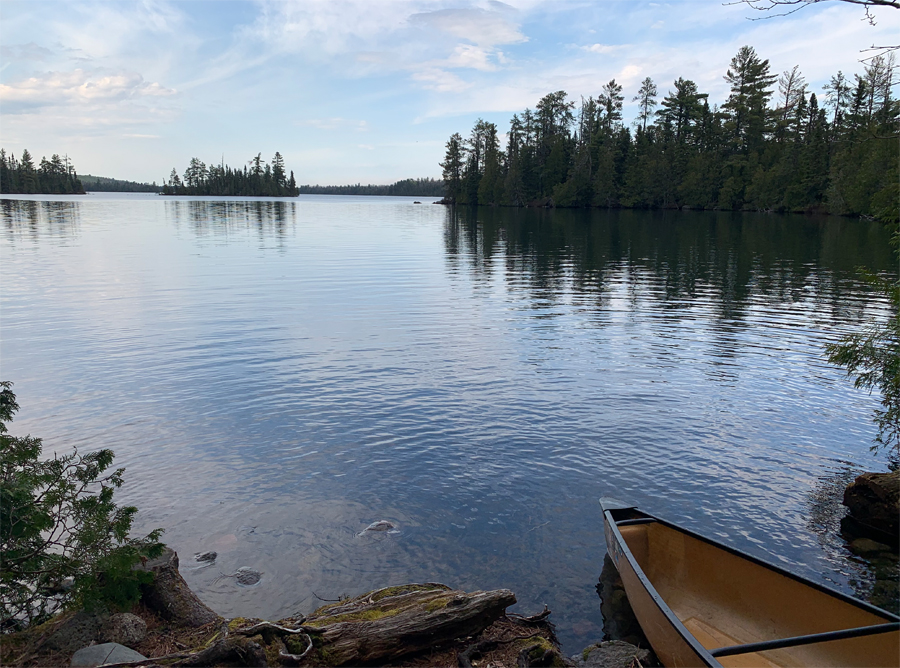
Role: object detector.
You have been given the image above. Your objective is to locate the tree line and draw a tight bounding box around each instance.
[440,46,897,220]
[0,150,85,195]
[297,177,443,196]
[80,175,160,193]
[161,152,299,196]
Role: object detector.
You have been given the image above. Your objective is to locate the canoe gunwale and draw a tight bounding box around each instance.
[604,509,720,667]
[601,502,900,667]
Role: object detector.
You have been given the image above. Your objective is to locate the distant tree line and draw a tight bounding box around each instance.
[161,152,299,196]
[0,149,85,195]
[80,175,160,193]
[297,178,443,197]
[440,46,898,221]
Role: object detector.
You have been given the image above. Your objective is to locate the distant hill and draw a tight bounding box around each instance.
[81,174,160,192]
[297,178,442,197]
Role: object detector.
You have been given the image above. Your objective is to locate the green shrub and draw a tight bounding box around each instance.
[0,382,164,629]
[826,271,900,465]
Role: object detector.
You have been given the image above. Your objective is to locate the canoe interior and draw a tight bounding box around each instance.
[617,520,899,667]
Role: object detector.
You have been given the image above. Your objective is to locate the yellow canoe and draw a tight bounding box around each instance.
[601,499,899,667]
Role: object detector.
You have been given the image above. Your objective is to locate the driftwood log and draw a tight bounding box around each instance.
[136,548,220,627]
[239,583,517,666]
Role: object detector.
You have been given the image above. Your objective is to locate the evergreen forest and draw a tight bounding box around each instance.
[440,46,898,221]
[161,152,299,196]
[297,177,443,197]
[80,175,160,193]
[0,149,85,195]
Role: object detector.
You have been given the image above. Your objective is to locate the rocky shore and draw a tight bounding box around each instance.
[0,549,653,668]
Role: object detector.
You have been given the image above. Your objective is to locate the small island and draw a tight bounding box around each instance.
[160,153,299,197]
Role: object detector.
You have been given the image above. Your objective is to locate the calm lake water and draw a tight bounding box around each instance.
[1,193,896,651]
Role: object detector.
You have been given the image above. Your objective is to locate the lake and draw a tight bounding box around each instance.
[1,192,896,652]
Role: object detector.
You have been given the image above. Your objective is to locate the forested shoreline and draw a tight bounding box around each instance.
[0,149,85,194]
[440,46,898,220]
[161,152,299,196]
[298,177,442,197]
[81,174,160,192]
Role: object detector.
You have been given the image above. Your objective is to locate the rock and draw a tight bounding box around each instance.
[234,567,261,586]
[135,547,219,627]
[194,551,217,563]
[70,642,146,667]
[45,611,105,653]
[359,520,396,535]
[571,641,651,668]
[849,537,892,556]
[843,470,899,545]
[98,613,146,648]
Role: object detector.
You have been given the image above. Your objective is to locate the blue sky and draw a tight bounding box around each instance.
[1,0,897,185]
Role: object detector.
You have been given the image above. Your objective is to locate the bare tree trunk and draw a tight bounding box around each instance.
[137,548,220,627]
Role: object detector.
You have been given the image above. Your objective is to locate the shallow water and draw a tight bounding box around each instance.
[1,193,896,651]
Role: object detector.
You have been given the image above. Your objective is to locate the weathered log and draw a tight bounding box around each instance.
[136,548,220,627]
[293,583,516,665]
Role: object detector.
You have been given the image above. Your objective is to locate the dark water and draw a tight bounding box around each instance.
[1,193,896,651]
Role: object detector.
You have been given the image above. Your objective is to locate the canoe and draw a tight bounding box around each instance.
[600,499,899,667]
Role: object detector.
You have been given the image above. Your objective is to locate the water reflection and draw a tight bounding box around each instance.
[167,199,296,242]
[443,206,892,327]
[2,198,80,242]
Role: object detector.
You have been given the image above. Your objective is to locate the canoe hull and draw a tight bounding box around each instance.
[601,501,900,668]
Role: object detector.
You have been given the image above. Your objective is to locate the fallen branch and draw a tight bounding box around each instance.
[277,633,314,665]
[231,620,314,636]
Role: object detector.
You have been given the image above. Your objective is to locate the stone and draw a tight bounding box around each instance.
[359,520,396,535]
[194,551,217,563]
[571,641,652,668]
[234,567,261,586]
[98,612,147,648]
[849,537,891,556]
[843,470,899,543]
[71,642,146,667]
[46,612,105,653]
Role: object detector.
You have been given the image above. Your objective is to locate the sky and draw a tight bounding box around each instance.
[0,0,897,185]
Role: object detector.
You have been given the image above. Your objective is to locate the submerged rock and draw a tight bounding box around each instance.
[359,520,396,535]
[234,566,262,586]
[194,551,217,563]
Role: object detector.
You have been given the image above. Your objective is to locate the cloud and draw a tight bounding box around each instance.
[408,7,527,47]
[583,44,625,54]
[357,144,374,150]
[0,69,176,111]
[297,118,368,131]
[411,68,473,93]
[0,42,54,62]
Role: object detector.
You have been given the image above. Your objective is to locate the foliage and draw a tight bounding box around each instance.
[0,150,85,195]
[80,175,160,193]
[440,48,898,216]
[0,382,164,629]
[161,152,299,196]
[300,177,444,197]
[825,272,900,461]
